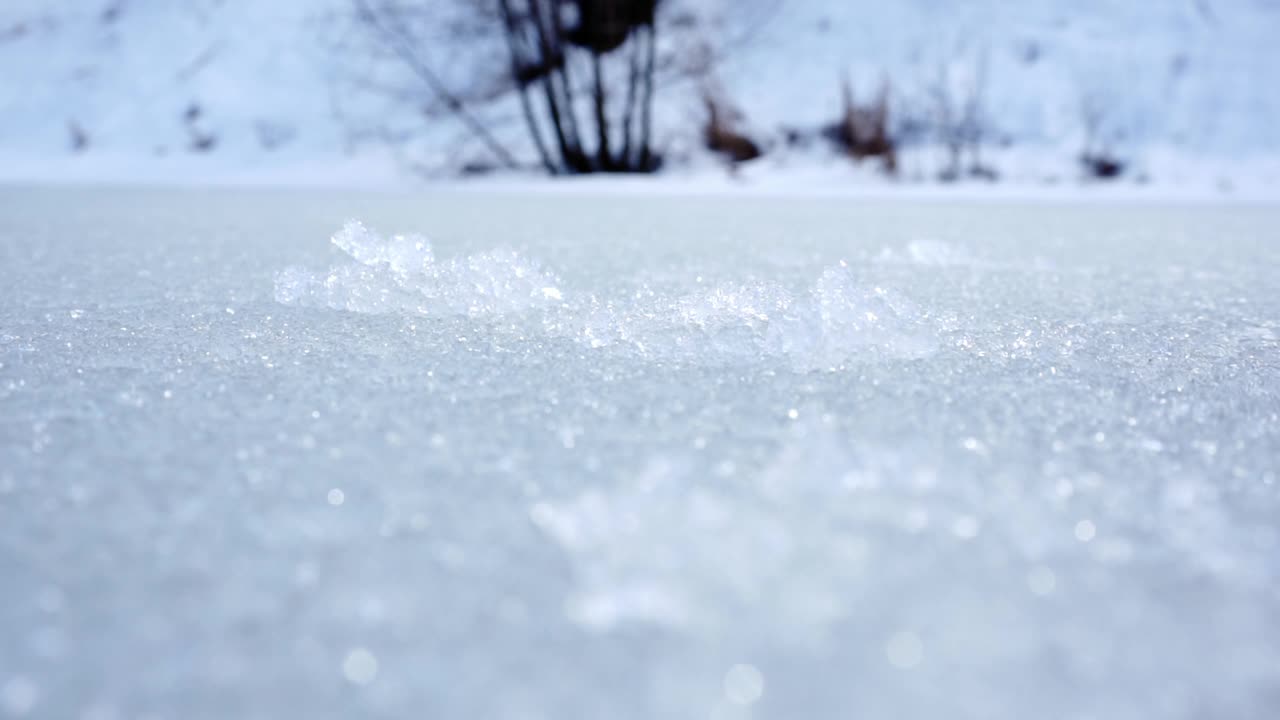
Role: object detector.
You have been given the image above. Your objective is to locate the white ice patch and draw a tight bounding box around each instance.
[529,425,944,638]
[531,412,1278,685]
[274,220,564,317]
[875,238,984,267]
[276,222,935,367]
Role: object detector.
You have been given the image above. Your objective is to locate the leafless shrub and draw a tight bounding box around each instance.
[336,0,779,176]
[823,77,897,175]
[68,121,89,153]
[189,133,218,153]
[702,90,761,167]
[182,101,217,153]
[928,51,996,182]
[346,0,666,175]
[1079,91,1126,180]
[499,0,664,173]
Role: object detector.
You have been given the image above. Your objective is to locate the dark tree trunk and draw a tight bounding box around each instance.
[356,0,665,175]
[637,23,657,171]
[479,0,662,175]
[618,31,643,166]
[498,0,557,174]
[545,0,587,162]
[590,51,613,169]
[527,0,587,172]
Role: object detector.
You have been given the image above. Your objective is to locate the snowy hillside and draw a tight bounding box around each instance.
[0,0,368,183]
[717,0,1280,187]
[1,0,1278,190]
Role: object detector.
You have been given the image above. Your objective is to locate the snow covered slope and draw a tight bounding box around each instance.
[715,0,1280,187]
[0,0,377,184]
[0,0,1277,189]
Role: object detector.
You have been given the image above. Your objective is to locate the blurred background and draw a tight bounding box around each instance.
[1,0,1277,190]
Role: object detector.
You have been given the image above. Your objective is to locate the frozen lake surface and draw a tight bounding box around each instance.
[1,187,1278,719]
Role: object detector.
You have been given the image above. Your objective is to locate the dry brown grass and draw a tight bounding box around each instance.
[702,92,763,165]
[824,78,897,174]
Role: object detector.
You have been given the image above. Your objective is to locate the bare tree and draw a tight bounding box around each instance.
[349,0,667,175]
[338,0,784,176]
[353,0,521,169]
[498,0,664,173]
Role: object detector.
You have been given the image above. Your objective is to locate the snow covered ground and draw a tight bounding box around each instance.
[2,187,1278,719]
[1,0,1278,194]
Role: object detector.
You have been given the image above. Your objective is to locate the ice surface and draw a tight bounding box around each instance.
[274,220,565,317]
[275,222,934,369]
[2,188,1279,720]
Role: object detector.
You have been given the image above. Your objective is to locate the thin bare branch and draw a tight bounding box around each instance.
[353,0,519,169]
